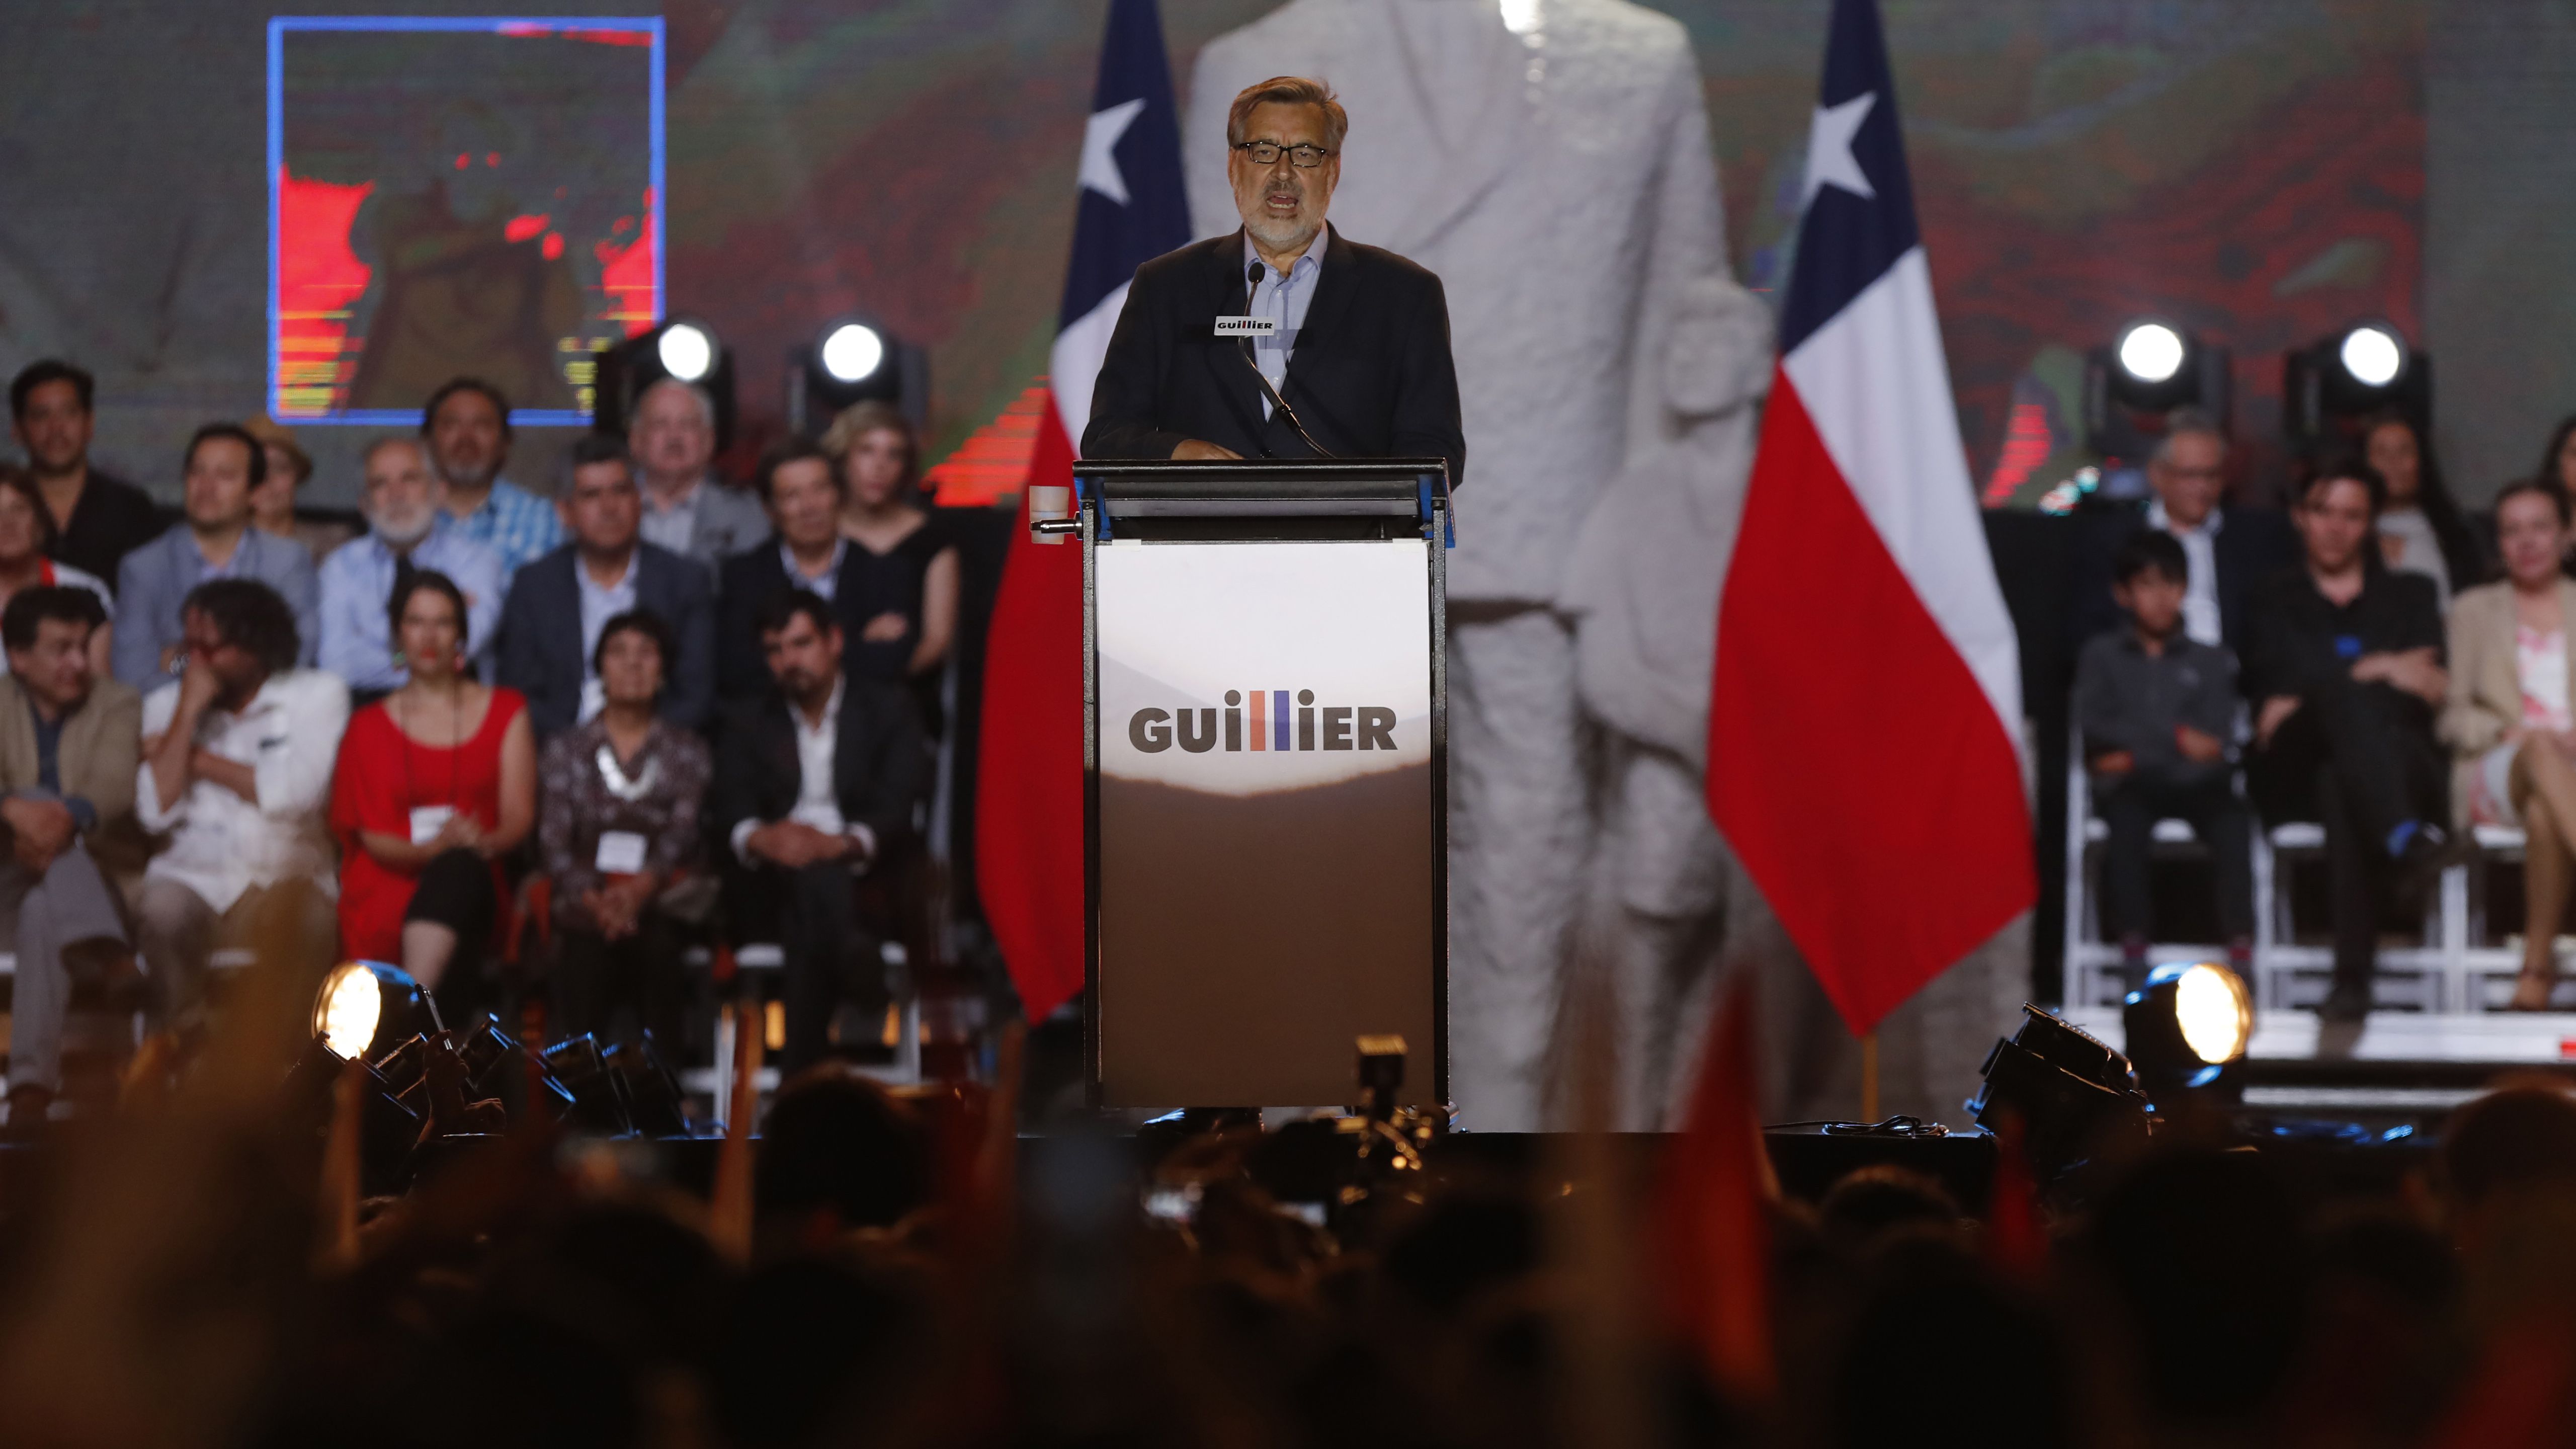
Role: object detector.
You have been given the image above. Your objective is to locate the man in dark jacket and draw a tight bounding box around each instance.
[1081,75,1466,490]
[495,435,714,738]
[2067,415,2298,654]
[711,590,925,1074]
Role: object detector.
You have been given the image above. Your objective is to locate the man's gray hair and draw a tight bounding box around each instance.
[2150,408,2226,466]
[1226,76,1349,152]
[634,375,718,432]
[360,434,425,470]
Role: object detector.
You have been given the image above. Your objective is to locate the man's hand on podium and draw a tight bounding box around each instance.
[1170,439,1242,462]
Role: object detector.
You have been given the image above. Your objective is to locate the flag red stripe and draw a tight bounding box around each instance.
[1708,369,2033,1035]
[976,404,1088,1020]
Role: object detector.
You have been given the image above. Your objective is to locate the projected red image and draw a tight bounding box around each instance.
[271,21,660,421]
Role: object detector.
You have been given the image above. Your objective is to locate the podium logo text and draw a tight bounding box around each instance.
[1129,689,1396,754]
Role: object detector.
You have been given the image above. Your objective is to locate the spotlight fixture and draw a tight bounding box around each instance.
[656,321,717,383]
[787,313,929,435]
[313,959,440,1062]
[2121,960,2253,1101]
[2339,323,2406,389]
[2284,318,2430,451]
[2084,316,2231,467]
[1968,1005,2155,1182]
[591,317,739,451]
[819,322,886,385]
[2116,321,2187,387]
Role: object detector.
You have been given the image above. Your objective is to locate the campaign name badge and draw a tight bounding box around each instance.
[595,830,648,874]
[408,805,456,845]
[1214,316,1278,336]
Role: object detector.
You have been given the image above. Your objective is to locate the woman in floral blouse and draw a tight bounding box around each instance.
[537,608,710,1048]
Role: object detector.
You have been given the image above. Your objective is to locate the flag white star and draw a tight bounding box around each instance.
[1078,97,1148,206]
[1801,90,1877,207]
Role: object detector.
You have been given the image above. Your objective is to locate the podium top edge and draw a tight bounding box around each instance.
[1071,457,1450,487]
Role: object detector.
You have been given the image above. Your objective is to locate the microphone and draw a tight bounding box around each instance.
[1239,259,1335,458]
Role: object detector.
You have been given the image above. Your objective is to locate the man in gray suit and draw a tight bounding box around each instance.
[631,378,770,570]
[0,586,141,1129]
[113,423,319,691]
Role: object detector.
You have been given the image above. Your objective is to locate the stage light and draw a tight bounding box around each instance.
[2122,960,2253,1101]
[2084,317,2230,467]
[819,323,885,384]
[1967,1004,2154,1181]
[787,313,929,435]
[2339,324,2406,389]
[656,321,716,383]
[313,960,438,1062]
[2284,319,2429,453]
[2116,321,2187,386]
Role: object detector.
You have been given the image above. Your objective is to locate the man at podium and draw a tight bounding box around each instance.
[1083,76,1467,490]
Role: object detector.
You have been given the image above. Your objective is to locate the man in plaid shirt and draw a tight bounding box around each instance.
[422,377,564,589]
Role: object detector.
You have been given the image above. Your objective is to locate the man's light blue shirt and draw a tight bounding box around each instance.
[445,477,564,589]
[1243,226,1326,419]
[113,524,320,690]
[317,519,507,692]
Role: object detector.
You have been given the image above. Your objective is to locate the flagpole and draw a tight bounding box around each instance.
[1859,1031,1879,1122]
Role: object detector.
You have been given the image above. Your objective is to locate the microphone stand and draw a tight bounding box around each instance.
[1241,259,1336,458]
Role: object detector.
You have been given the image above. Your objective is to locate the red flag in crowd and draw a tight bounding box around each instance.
[1649,980,1776,1404]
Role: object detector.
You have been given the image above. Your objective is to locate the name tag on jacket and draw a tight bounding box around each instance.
[1213,316,1277,337]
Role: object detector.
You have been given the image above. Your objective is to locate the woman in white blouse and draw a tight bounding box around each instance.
[2442,478,2576,1008]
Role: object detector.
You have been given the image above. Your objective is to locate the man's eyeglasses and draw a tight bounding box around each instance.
[1235,140,1334,169]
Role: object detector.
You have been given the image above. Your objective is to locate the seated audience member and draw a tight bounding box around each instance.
[825,401,959,691]
[2245,460,2455,1021]
[538,609,710,1049]
[329,571,533,1019]
[2364,409,2485,608]
[2441,479,2576,1009]
[318,437,504,704]
[0,467,113,678]
[2076,531,2254,975]
[496,435,714,738]
[9,359,163,587]
[135,580,346,1030]
[716,438,868,701]
[631,378,769,570]
[242,416,356,565]
[423,377,564,584]
[0,587,140,1129]
[712,591,925,1075]
[115,423,320,691]
[2070,411,2297,652]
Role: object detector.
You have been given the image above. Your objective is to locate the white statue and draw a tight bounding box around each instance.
[1187,0,1728,1131]
[1560,276,1769,1129]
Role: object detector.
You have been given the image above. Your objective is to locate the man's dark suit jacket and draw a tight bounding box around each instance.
[2067,502,2300,660]
[1081,226,1468,490]
[709,680,926,868]
[713,546,882,701]
[495,542,715,737]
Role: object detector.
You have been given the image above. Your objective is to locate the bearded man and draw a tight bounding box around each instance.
[317,436,505,704]
[1083,75,1466,487]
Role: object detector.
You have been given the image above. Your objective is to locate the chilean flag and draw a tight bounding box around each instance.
[1708,0,2032,1037]
[978,0,1188,1021]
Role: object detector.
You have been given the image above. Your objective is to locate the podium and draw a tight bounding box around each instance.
[1059,459,1450,1109]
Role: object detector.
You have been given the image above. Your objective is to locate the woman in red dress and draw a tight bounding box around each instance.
[328,571,535,1018]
